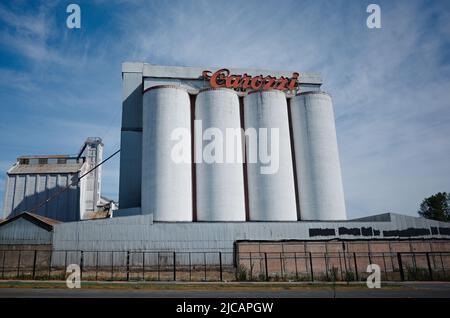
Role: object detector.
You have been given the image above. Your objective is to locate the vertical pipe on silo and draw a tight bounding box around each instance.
[243,90,297,221]
[190,94,197,222]
[290,91,347,220]
[286,97,302,220]
[195,88,246,221]
[239,96,250,221]
[142,86,192,221]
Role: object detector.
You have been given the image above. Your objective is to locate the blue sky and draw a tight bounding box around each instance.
[0,0,449,219]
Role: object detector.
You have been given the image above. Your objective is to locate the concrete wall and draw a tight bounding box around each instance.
[119,71,143,210]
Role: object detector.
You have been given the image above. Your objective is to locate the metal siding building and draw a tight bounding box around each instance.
[2,138,106,222]
[2,158,83,222]
[52,213,450,255]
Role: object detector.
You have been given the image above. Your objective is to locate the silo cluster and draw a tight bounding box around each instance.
[141,86,346,221]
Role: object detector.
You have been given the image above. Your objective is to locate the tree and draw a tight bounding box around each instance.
[418,192,450,222]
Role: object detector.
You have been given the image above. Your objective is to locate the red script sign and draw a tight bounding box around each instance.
[202,69,299,92]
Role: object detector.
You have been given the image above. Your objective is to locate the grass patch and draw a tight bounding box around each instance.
[0,280,405,292]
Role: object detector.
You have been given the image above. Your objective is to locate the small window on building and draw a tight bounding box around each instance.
[57,158,67,164]
[19,158,29,165]
[38,158,48,164]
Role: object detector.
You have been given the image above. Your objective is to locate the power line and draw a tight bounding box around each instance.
[28,149,120,215]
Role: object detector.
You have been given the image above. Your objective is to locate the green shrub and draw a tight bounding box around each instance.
[236,264,248,281]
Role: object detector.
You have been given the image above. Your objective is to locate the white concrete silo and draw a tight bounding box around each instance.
[290,91,347,220]
[142,85,193,221]
[195,88,246,221]
[243,90,297,221]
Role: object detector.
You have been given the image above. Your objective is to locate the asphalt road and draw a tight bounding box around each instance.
[1,282,450,298]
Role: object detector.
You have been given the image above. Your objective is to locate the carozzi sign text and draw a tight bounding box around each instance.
[202,69,299,92]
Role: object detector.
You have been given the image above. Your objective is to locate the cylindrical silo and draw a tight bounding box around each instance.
[243,90,297,221]
[142,85,192,221]
[290,91,347,220]
[195,88,246,221]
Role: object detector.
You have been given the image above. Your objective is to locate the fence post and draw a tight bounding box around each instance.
[64,251,68,276]
[249,252,253,280]
[203,253,207,281]
[80,251,84,280]
[16,250,21,278]
[96,251,99,281]
[111,252,114,281]
[264,252,269,281]
[426,252,433,281]
[1,251,5,279]
[189,252,192,282]
[32,250,37,279]
[47,250,53,279]
[173,252,177,281]
[157,252,160,281]
[294,253,298,281]
[142,252,145,281]
[126,251,130,281]
[397,252,404,281]
[342,251,348,281]
[353,252,359,281]
[309,252,314,282]
[279,252,284,280]
[382,252,388,281]
[338,252,344,281]
[219,252,223,282]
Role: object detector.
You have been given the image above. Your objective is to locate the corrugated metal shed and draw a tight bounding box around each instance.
[0,212,59,245]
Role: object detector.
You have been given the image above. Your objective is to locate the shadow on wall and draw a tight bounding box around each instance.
[6,176,80,222]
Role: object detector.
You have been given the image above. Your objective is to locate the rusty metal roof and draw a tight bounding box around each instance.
[8,163,84,175]
[0,212,61,231]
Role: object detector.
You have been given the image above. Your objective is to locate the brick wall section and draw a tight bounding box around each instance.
[236,240,450,280]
